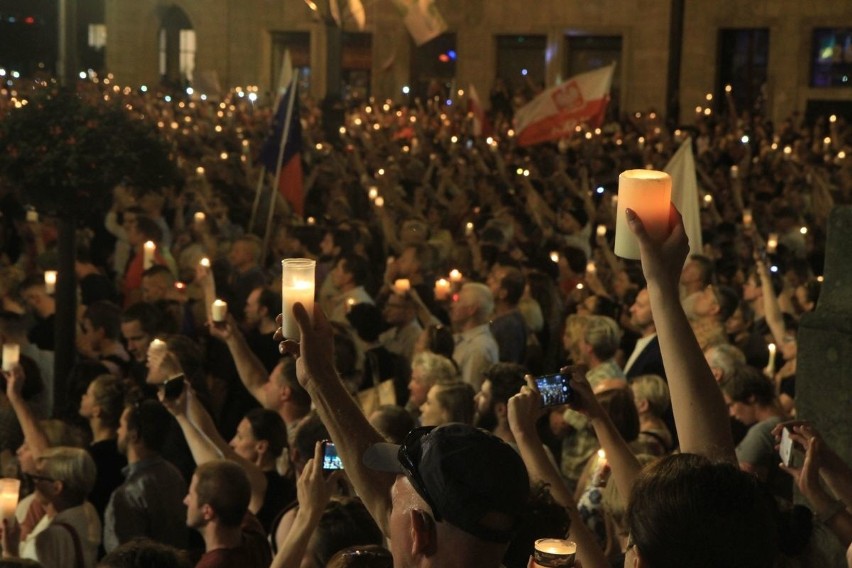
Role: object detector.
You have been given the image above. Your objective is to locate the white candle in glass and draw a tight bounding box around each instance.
[449,269,463,283]
[742,208,753,228]
[0,478,21,520]
[26,210,39,223]
[596,224,607,237]
[434,278,451,301]
[533,538,577,566]
[766,343,777,375]
[614,170,672,259]
[465,222,474,236]
[211,299,228,322]
[2,344,20,372]
[143,241,156,269]
[44,270,57,294]
[281,259,316,341]
[586,261,596,274]
[194,212,206,226]
[368,187,379,201]
[199,257,211,268]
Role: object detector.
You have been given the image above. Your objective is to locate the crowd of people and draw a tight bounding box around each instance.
[0,70,851,567]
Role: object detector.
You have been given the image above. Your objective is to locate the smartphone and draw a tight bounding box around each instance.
[162,374,185,400]
[534,373,573,408]
[779,427,793,467]
[321,440,344,472]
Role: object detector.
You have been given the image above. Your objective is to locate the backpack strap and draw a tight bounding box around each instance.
[52,520,85,568]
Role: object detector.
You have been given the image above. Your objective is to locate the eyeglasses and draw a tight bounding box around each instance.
[397,426,442,521]
[25,473,56,484]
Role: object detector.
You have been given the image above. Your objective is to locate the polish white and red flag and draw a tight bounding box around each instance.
[514,64,615,147]
[467,83,490,137]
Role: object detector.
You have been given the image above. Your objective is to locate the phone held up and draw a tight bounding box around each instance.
[162,373,186,400]
[534,373,573,408]
[779,427,794,467]
[321,440,344,473]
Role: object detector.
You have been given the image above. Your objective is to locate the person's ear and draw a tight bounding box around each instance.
[255,439,269,458]
[201,503,214,522]
[409,509,437,557]
[495,402,508,419]
[636,398,649,414]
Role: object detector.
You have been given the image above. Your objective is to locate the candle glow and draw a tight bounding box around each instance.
[211,299,228,322]
[0,479,20,520]
[2,344,20,372]
[44,270,57,294]
[614,170,672,260]
[434,278,451,301]
[281,259,316,341]
[143,241,156,270]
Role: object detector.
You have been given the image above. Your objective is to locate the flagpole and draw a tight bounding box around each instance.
[247,165,267,233]
[262,75,299,263]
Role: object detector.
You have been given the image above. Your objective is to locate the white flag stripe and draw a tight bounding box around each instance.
[665,138,703,257]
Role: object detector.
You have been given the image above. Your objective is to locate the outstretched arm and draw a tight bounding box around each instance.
[627,205,735,462]
[278,305,396,536]
[5,367,49,460]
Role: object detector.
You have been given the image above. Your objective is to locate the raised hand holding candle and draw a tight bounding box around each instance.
[766,343,777,376]
[44,270,57,294]
[393,279,411,295]
[281,259,316,341]
[614,169,672,259]
[211,299,228,322]
[0,478,21,520]
[143,241,156,269]
[434,278,451,301]
[2,344,20,372]
[766,234,779,254]
[533,538,577,567]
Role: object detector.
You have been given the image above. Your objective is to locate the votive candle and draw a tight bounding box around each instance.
[0,478,20,520]
[211,299,228,322]
[44,271,57,295]
[143,241,156,269]
[614,170,672,260]
[281,259,316,341]
[2,344,20,372]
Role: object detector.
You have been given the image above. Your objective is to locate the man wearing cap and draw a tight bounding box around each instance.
[278,304,530,567]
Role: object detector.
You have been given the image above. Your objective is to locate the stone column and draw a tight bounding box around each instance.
[797,205,852,470]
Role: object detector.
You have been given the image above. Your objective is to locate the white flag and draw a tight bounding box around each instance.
[513,64,614,146]
[664,138,703,256]
[393,0,447,46]
[330,0,366,30]
[277,50,293,97]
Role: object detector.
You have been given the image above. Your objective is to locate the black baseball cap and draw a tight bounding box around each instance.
[363,424,530,543]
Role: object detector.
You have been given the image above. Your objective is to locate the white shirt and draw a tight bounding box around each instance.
[623,333,657,375]
[20,500,101,568]
[453,324,499,390]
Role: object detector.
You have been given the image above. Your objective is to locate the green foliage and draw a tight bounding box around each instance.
[0,87,179,218]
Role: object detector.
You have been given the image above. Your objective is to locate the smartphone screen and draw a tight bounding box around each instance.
[322,441,344,471]
[534,373,573,407]
[779,427,793,467]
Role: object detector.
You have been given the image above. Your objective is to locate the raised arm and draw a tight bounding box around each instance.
[209,315,273,404]
[755,258,787,345]
[278,305,396,537]
[5,367,49,459]
[627,205,735,462]
[507,386,608,568]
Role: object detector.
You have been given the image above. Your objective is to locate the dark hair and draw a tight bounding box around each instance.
[165,335,205,391]
[714,285,740,323]
[0,311,28,337]
[497,266,526,306]
[84,301,123,341]
[98,538,191,568]
[434,382,476,425]
[134,216,163,243]
[561,246,587,274]
[423,324,455,361]
[337,253,370,287]
[596,385,640,443]
[121,302,166,335]
[245,408,288,458]
[256,287,282,318]
[689,254,715,288]
[484,363,527,407]
[125,400,172,453]
[346,303,387,343]
[627,454,778,568]
[721,365,776,407]
[326,545,393,568]
[311,498,385,567]
[194,460,251,527]
[277,357,311,410]
[88,375,127,430]
[370,405,415,444]
[292,412,330,469]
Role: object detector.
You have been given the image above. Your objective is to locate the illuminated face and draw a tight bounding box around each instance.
[244,288,263,327]
[184,474,205,529]
[630,289,653,330]
[724,393,757,426]
[79,380,97,419]
[229,418,260,463]
[408,366,431,408]
[121,320,151,362]
[419,385,448,427]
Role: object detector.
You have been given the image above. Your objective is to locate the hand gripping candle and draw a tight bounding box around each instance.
[614,170,672,259]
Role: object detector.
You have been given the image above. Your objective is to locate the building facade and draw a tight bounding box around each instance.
[101,0,852,124]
